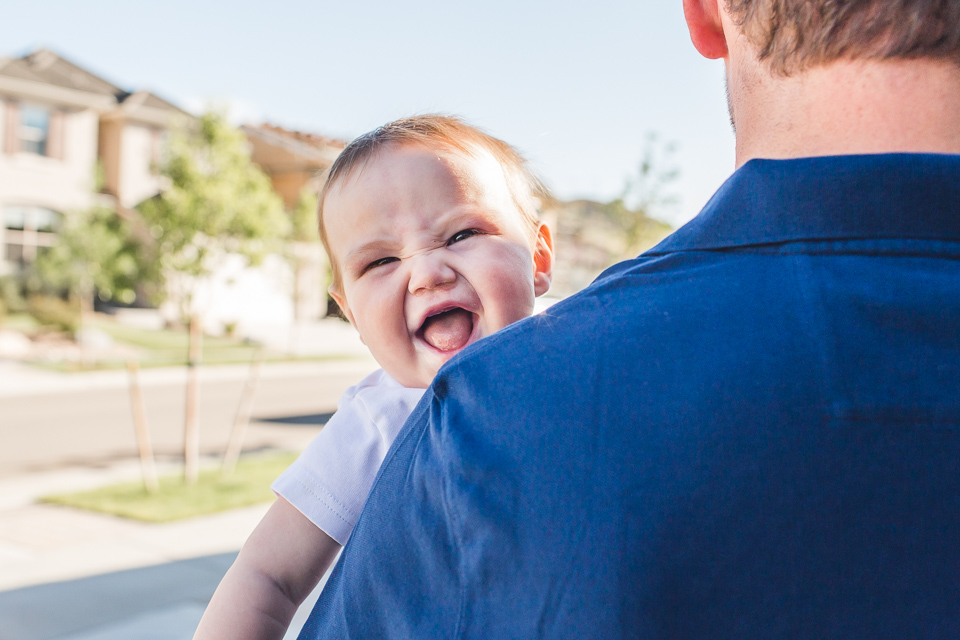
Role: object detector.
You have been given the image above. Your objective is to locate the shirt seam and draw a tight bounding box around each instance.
[289,475,360,523]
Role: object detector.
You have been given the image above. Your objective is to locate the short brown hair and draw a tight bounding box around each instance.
[726,0,960,75]
[318,114,549,293]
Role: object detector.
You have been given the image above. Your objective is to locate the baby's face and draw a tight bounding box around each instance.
[325,143,552,388]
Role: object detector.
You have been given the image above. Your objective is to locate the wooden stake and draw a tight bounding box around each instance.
[222,348,265,476]
[126,359,159,494]
[184,315,202,484]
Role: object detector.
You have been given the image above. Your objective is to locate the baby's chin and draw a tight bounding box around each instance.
[381,363,437,390]
[381,329,489,388]
[383,352,462,390]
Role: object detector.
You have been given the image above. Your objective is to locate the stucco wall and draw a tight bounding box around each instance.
[0,105,100,272]
[119,123,163,208]
[0,106,99,214]
[0,101,6,154]
[160,253,296,335]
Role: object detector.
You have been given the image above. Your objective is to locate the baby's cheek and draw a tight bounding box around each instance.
[490,274,537,327]
[495,249,536,292]
[355,287,398,336]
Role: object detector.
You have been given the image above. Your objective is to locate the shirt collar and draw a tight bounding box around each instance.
[649,153,960,255]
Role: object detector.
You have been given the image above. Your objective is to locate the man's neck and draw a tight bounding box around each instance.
[730,58,960,167]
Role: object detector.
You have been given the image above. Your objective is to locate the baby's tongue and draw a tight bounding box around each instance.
[422,309,473,352]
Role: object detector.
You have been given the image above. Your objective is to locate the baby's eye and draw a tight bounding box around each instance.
[364,257,398,273]
[448,229,481,245]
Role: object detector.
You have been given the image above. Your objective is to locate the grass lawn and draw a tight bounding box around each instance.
[86,314,270,368]
[9,312,350,371]
[2,312,40,332]
[41,452,299,522]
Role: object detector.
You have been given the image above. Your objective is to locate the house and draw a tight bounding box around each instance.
[242,124,345,321]
[0,49,348,336]
[242,123,344,210]
[0,49,188,275]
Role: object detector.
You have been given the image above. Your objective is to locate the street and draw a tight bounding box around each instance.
[0,358,379,478]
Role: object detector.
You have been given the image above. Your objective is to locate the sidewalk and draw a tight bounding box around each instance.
[0,319,372,639]
[0,462,331,640]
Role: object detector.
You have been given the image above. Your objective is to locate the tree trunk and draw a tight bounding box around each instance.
[183,314,203,484]
[222,348,265,476]
[289,257,302,353]
[127,359,160,494]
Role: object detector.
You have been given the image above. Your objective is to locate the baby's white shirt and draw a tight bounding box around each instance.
[271,369,426,545]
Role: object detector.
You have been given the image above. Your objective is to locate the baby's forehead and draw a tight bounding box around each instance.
[340,141,514,203]
[381,140,497,178]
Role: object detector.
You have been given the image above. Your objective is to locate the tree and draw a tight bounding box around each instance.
[545,134,678,296]
[602,133,680,255]
[289,186,320,245]
[139,111,287,483]
[33,204,161,318]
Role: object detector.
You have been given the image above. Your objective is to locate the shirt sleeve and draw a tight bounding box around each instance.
[271,369,425,544]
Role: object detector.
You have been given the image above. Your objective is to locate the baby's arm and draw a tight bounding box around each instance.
[193,496,340,640]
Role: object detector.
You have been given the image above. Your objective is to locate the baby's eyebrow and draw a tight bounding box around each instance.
[341,207,492,267]
[344,240,394,266]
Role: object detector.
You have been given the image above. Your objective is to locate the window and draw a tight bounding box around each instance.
[3,206,60,266]
[19,104,51,156]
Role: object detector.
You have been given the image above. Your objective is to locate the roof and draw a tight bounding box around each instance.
[0,49,187,116]
[116,89,190,116]
[242,123,346,172]
[255,123,346,153]
[0,49,124,98]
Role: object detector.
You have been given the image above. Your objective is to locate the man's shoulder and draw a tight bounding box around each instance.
[462,247,740,347]
[436,248,741,389]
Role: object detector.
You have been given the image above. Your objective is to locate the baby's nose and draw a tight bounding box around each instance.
[407,252,457,294]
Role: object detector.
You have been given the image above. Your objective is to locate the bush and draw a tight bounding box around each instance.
[0,275,26,314]
[28,295,80,334]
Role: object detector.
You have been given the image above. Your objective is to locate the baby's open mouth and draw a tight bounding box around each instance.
[418,307,476,352]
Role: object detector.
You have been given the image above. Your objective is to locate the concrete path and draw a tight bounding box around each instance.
[0,458,339,640]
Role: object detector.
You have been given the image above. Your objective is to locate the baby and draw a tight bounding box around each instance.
[194,114,554,640]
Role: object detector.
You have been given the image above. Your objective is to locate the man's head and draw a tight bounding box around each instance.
[688,0,960,76]
[319,115,554,388]
[684,0,960,163]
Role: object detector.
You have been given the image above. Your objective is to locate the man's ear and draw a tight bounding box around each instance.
[533,223,554,297]
[329,286,364,344]
[683,0,729,60]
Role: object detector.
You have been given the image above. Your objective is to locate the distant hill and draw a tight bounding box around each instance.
[542,199,673,298]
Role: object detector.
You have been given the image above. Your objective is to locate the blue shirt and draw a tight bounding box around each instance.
[300,154,960,639]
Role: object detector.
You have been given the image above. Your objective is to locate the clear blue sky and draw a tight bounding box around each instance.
[3,0,736,227]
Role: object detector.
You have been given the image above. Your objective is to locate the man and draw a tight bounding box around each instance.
[300,1,960,637]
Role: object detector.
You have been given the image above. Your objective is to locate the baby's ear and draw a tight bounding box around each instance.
[533,223,554,297]
[328,287,360,340]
